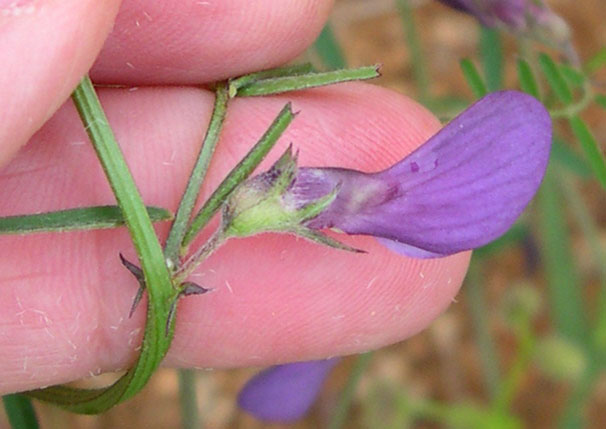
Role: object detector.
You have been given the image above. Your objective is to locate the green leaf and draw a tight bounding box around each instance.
[459,58,488,98]
[183,103,295,249]
[568,116,606,188]
[584,47,606,75]
[2,395,39,429]
[480,27,503,91]
[595,94,606,109]
[516,58,540,99]
[234,66,380,97]
[538,53,573,104]
[313,23,346,70]
[228,64,315,97]
[26,76,176,413]
[0,206,171,235]
[559,64,586,87]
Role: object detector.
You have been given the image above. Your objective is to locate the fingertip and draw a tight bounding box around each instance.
[91,0,334,84]
[0,0,121,167]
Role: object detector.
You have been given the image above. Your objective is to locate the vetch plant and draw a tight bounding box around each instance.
[236,90,552,422]
[436,0,577,62]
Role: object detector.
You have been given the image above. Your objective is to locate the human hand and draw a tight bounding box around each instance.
[0,0,468,394]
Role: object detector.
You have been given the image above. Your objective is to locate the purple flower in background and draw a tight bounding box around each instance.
[238,359,340,422]
[435,0,576,61]
[234,90,551,422]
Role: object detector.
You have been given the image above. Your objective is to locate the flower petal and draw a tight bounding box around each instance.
[238,359,340,422]
[303,91,551,257]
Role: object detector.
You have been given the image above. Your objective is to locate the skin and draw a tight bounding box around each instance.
[0,0,469,394]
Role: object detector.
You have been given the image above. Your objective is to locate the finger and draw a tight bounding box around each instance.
[90,0,333,84]
[0,0,121,168]
[0,83,467,393]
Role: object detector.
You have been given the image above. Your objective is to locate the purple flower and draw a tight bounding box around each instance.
[234,90,551,422]
[292,90,551,258]
[237,359,340,422]
[435,0,575,60]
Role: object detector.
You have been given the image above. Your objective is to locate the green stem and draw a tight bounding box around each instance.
[537,167,588,346]
[396,0,430,104]
[26,76,175,413]
[234,66,379,97]
[0,206,171,235]
[550,82,594,119]
[176,231,224,283]
[182,103,295,251]
[164,83,229,267]
[178,369,200,429]
[328,353,373,429]
[560,176,606,354]
[558,360,600,429]
[2,394,39,429]
[492,314,535,413]
[466,261,501,400]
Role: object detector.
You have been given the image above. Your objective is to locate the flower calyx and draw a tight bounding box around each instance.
[221,145,363,253]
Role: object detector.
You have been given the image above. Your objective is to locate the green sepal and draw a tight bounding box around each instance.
[293,227,366,254]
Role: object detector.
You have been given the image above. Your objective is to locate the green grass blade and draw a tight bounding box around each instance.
[26,76,175,413]
[234,66,380,97]
[164,83,228,266]
[480,27,503,91]
[183,103,295,249]
[313,23,347,70]
[2,395,39,429]
[516,58,541,99]
[538,53,573,104]
[537,167,588,347]
[568,116,606,188]
[0,206,171,235]
[460,59,488,98]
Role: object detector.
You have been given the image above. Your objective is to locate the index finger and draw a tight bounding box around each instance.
[91,0,334,84]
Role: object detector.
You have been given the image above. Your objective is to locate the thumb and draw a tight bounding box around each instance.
[0,0,121,167]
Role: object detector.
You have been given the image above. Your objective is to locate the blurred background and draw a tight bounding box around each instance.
[2,0,606,427]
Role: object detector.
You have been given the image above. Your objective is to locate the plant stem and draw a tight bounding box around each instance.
[492,313,535,413]
[176,231,224,283]
[2,394,39,429]
[178,369,200,429]
[396,0,430,104]
[328,353,373,429]
[466,261,501,400]
[164,83,229,267]
[26,76,175,413]
[182,103,295,251]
